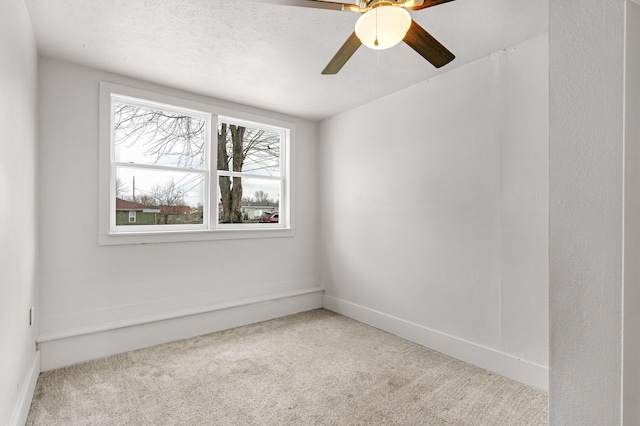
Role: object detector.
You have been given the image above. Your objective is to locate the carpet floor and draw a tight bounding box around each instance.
[27,309,548,425]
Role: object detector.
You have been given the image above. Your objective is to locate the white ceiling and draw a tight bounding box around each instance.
[24,0,547,121]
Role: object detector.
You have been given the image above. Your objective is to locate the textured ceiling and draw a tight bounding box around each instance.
[24,0,547,121]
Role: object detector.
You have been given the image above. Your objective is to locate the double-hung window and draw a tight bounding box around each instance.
[112,95,209,232]
[216,117,285,228]
[99,82,292,244]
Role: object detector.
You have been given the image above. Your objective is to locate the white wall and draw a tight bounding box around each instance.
[36,58,320,369]
[625,3,640,422]
[549,0,625,423]
[0,0,40,424]
[318,34,548,390]
[495,37,549,367]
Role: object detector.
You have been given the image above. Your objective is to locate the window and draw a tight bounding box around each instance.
[217,118,284,227]
[99,82,293,245]
[112,95,209,232]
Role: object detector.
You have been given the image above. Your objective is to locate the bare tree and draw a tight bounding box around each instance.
[217,124,244,223]
[136,194,156,208]
[150,180,188,224]
[114,104,205,168]
[254,190,273,205]
[115,178,128,198]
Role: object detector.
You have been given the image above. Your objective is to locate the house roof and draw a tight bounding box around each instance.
[115,198,159,212]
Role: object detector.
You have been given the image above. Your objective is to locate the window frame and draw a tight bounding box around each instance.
[98,82,294,245]
[110,93,212,233]
[216,115,287,230]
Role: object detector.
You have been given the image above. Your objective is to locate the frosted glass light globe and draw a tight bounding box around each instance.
[355,6,412,50]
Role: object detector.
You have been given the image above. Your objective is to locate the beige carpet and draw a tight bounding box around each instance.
[27,309,548,425]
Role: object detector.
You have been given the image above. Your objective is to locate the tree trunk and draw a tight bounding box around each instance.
[218,124,232,223]
[229,125,246,223]
[217,124,246,223]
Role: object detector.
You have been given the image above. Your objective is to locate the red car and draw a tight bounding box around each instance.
[262,211,279,223]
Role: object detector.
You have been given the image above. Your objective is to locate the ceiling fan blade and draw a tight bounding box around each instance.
[322,32,362,74]
[406,0,456,11]
[250,0,359,12]
[403,20,454,68]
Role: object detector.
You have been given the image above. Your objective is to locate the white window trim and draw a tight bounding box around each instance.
[98,81,295,245]
[216,115,288,231]
[110,93,212,234]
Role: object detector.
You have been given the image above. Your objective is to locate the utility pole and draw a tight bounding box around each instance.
[132,176,136,202]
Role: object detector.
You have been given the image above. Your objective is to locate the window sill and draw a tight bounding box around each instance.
[98,227,295,246]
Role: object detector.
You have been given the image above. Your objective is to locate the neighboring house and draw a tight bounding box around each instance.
[158,205,191,216]
[115,198,160,225]
[216,202,277,222]
[241,204,277,222]
[157,205,193,224]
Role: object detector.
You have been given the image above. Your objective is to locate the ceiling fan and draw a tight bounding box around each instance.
[252,0,456,74]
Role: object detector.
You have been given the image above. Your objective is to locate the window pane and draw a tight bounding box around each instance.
[217,176,280,224]
[114,102,206,169]
[217,122,280,176]
[116,166,205,226]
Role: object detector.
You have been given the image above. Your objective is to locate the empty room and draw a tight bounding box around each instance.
[2,0,638,424]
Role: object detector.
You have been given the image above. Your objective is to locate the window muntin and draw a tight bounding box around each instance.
[104,86,291,241]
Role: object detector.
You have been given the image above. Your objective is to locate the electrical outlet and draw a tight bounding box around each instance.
[29,306,34,326]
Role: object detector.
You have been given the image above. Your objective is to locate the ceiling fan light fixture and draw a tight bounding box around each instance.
[355,5,412,50]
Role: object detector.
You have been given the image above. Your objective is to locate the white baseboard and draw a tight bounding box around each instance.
[11,350,40,426]
[35,289,547,391]
[38,287,323,371]
[323,295,548,391]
